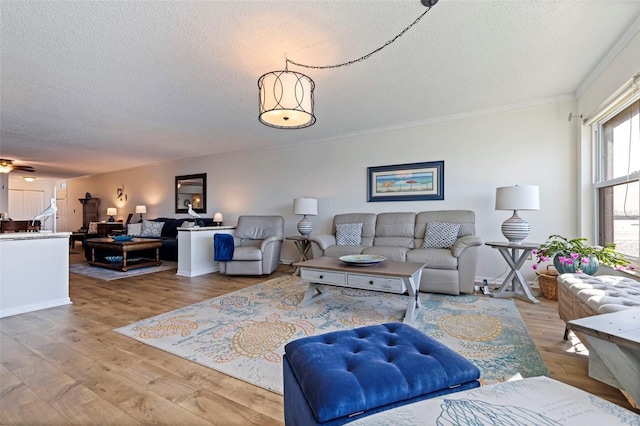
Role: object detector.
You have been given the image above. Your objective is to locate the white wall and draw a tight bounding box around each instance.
[67,98,577,284]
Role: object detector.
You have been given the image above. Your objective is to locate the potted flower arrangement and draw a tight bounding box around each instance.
[533,234,632,275]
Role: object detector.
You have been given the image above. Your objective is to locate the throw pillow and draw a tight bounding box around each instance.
[87,221,99,234]
[422,222,461,249]
[140,220,163,238]
[127,223,142,236]
[336,223,363,245]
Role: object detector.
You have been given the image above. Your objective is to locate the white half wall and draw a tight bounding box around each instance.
[67,98,577,285]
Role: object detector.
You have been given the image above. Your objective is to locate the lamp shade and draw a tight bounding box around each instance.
[258,70,315,129]
[495,185,540,211]
[135,205,147,214]
[293,198,318,216]
[106,207,117,216]
[213,212,223,222]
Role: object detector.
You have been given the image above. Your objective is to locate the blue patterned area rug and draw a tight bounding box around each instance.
[115,275,548,394]
[70,261,177,281]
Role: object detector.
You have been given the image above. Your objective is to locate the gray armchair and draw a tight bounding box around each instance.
[218,215,284,275]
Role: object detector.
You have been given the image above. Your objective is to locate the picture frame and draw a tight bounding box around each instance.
[367,161,444,202]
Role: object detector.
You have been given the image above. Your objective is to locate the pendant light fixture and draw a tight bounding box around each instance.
[258,0,439,129]
[258,69,315,129]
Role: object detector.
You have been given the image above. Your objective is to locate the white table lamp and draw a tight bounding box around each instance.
[293,198,318,236]
[213,212,223,226]
[495,185,539,243]
[106,207,117,222]
[135,205,146,222]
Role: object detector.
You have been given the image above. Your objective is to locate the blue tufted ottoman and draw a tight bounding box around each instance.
[283,323,481,425]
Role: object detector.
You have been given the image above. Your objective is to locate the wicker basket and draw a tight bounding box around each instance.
[536,265,558,300]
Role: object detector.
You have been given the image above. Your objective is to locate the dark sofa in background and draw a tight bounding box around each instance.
[83,217,216,262]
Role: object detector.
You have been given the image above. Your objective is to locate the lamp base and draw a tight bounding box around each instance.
[297,216,313,236]
[139,214,144,223]
[501,210,530,243]
[108,216,115,222]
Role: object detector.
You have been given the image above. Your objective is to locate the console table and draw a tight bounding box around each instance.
[177,226,236,277]
[485,241,540,303]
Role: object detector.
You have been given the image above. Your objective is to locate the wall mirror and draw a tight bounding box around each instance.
[175,173,207,214]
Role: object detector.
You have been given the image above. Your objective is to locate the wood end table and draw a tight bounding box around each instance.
[485,241,540,304]
[286,236,312,275]
[86,237,162,272]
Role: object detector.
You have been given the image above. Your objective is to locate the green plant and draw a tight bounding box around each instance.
[533,234,632,271]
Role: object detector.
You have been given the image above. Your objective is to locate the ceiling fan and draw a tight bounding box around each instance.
[0,159,36,174]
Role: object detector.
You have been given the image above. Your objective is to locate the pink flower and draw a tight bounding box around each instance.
[532,264,538,270]
[570,253,580,260]
[581,257,590,264]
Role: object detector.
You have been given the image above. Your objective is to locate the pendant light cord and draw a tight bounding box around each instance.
[285,1,438,71]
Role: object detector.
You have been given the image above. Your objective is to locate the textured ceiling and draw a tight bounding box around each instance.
[2,1,640,180]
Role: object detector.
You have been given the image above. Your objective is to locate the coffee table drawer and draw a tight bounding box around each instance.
[301,269,346,286]
[347,274,406,293]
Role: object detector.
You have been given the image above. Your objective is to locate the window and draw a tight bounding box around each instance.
[595,98,639,265]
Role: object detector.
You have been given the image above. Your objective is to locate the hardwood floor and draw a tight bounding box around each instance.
[1,253,637,424]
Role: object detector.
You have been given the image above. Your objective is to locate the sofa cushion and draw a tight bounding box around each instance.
[232,246,263,261]
[373,212,416,248]
[407,248,458,270]
[336,223,363,245]
[158,218,184,238]
[140,220,164,237]
[362,246,410,262]
[422,222,461,249]
[324,245,366,258]
[127,222,142,236]
[235,215,284,240]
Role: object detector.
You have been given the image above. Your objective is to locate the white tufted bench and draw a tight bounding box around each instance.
[557,273,640,339]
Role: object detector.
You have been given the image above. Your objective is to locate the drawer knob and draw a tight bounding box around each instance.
[369,280,374,285]
[319,275,323,279]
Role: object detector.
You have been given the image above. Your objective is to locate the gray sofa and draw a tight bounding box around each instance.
[309,211,483,295]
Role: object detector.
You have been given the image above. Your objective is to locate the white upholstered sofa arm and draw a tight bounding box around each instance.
[260,236,283,251]
[309,234,336,251]
[451,235,484,258]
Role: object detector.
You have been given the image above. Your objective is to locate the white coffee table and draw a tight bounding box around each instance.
[294,257,426,324]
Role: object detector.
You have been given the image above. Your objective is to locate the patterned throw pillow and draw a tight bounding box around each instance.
[87,221,99,234]
[140,220,164,238]
[336,223,363,246]
[422,222,461,249]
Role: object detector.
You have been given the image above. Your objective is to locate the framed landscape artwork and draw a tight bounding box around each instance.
[367,161,444,202]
